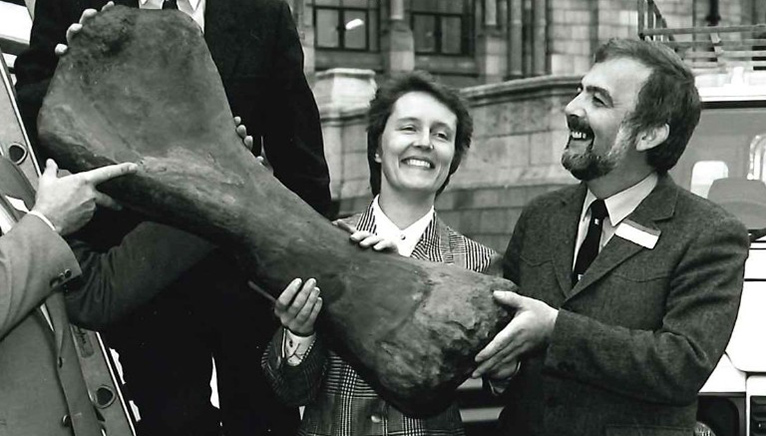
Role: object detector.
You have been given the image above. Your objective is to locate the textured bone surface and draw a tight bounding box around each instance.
[38,6,515,416]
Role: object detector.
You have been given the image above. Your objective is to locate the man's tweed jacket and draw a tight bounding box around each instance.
[498,174,749,436]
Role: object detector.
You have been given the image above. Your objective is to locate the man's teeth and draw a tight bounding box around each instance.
[403,159,432,168]
[570,130,589,140]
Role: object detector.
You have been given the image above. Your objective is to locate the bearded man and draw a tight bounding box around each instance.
[472,38,750,436]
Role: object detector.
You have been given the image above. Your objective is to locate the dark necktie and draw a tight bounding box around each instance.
[573,199,608,285]
[162,0,178,9]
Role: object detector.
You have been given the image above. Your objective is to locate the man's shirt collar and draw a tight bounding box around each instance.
[139,0,205,31]
[581,172,659,228]
[139,0,201,9]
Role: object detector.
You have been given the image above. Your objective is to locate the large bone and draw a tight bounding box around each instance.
[38,6,515,416]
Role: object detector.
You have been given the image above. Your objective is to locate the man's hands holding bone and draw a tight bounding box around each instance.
[472,291,558,380]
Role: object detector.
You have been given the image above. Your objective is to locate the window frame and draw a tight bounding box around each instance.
[313,3,380,52]
[410,9,472,56]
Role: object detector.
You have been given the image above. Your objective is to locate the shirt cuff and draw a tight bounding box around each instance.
[28,210,57,233]
[486,360,522,396]
[281,328,317,366]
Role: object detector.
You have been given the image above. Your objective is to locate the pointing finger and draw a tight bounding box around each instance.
[81,162,138,184]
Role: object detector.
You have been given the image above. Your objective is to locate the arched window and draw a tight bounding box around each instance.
[313,0,379,51]
[691,160,730,198]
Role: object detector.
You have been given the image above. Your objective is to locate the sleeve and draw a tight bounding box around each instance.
[64,221,214,330]
[485,251,504,277]
[261,1,332,218]
[14,0,85,152]
[0,215,80,338]
[261,326,328,407]
[544,216,749,405]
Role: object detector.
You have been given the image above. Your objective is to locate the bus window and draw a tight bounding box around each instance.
[691,161,729,198]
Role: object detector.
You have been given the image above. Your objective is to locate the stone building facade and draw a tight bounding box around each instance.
[289,0,765,251]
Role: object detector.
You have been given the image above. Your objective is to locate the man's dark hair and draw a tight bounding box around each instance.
[595,38,701,173]
[366,71,473,196]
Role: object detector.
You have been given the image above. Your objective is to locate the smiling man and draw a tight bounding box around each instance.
[472,38,750,436]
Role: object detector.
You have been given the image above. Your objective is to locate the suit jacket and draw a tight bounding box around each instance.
[14,4,323,434]
[14,0,331,216]
[262,204,501,436]
[499,174,749,436]
[0,157,100,436]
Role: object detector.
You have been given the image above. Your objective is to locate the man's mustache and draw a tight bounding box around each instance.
[566,114,594,136]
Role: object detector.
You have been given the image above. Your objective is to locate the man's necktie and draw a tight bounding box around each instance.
[162,0,178,9]
[573,199,608,285]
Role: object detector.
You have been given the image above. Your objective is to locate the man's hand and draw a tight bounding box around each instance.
[274,278,323,337]
[54,1,114,56]
[233,116,254,152]
[472,291,558,379]
[334,220,398,252]
[233,116,273,171]
[32,159,138,236]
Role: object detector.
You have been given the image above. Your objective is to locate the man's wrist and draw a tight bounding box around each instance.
[28,210,58,233]
[545,309,560,342]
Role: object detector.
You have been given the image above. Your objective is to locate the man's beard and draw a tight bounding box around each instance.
[562,127,635,181]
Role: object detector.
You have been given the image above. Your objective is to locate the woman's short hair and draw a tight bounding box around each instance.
[366,71,473,196]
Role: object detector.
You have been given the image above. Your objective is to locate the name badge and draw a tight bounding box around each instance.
[5,195,30,213]
[615,219,660,249]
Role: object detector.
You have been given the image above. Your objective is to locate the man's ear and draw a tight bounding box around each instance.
[374,146,382,163]
[636,123,669,152]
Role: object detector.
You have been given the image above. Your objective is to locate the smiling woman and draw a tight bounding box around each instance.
[262,71,501,436]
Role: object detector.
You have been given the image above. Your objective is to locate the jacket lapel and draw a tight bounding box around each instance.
[566,174,678,301]
[410,218,440,263]
[435,217,454,265]
[354,203,376,233]
[549,184,586,297]
[204,0,244,81]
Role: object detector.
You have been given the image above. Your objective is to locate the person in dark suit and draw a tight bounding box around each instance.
[472,39,750,436]
[13,1,331,435]
[0,156,136,436]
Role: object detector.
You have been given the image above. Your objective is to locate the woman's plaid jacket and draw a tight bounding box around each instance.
[261,203,501,436]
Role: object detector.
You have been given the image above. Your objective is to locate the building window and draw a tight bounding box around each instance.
[410,0,473,55]
[313,0,379,51]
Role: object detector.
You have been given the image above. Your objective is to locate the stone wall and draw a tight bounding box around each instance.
[311,0,758,251]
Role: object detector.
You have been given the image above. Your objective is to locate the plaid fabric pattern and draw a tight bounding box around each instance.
[263,203,500,436]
